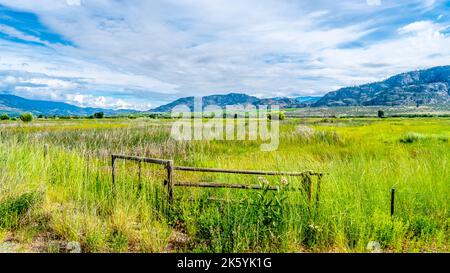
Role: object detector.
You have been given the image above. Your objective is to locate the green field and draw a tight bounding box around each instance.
[0,116,449,253]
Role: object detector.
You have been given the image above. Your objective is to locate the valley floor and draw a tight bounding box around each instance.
[0,116,448,252]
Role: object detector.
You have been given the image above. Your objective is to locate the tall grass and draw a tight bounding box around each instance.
[0,117,448,252]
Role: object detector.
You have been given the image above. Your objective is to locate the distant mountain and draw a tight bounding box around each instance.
[257,97,307,109]
[0,94,134,116]
[150,93,311,112]
[314,66,450,107]
[295,96,321,103]
[151,93,260,112]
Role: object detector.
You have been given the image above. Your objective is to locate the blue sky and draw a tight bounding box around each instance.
[0,0,449,110]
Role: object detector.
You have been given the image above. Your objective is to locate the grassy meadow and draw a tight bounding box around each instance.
[0,116,448,253]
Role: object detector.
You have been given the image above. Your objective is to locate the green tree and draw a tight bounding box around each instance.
[377,110,385,118]
[0,113,10,120]
[93,112,104,119]
[268,112,286,121]
[19,113,33,122]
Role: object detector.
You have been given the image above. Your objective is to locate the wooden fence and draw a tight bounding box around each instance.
[111,154,324,206]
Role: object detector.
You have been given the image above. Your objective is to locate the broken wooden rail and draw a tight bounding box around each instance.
[111,154,324,206]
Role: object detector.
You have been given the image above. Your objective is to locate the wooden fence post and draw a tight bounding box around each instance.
[44,144,49,158]
[138,160,142,194]
[391,188,396,217]
[315,174,322,208]
[166,160,174,205]
[302,173,312,203]
[111,155,116,196]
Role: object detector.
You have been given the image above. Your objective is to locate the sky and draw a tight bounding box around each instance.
[0,0,449,110]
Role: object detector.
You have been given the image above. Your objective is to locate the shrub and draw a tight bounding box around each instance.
[0,193,39,229]
[399,132,425,143]
[19,112,33,122]
[268,112,286,121]
[0,113,10,120]
[93,112,104,119]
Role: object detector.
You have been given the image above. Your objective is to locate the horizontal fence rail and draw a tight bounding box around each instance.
[111,154,324,206]
[174,181,280,191]
[174,166,322,177]
[112,154,171,165]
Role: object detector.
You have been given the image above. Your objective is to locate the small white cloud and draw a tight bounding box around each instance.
[398,21,443,35]
[66,0,81,6]
[366,0,381,6]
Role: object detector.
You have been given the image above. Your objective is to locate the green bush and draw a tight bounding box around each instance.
[0,193,39,229]
[19,113,33,122]
[268,112,286,121]
[93,112,104,119]
[400,132,425,143]
[0,113,10,120]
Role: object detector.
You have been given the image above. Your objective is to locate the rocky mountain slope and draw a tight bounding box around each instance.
[314,66,450,107]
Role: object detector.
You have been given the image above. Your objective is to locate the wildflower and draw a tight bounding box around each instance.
[258,176,269,185]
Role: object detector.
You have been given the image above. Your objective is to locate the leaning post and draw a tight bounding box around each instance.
[166,160,174,205]
[302,173,313,203]
[315,173,323,209]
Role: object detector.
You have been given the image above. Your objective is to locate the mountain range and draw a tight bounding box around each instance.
[151,66,450,112]
[1,66,449,116]
[149,93,320,112]
[0,94,134,116]
[314,65,450,107]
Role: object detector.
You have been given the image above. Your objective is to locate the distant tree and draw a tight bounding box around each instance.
[268,112,286,121]
[93,112,104,119]
[377,110,385,118]
[37,114,44,119]
[20,113,33,122]
[0,113,10,120]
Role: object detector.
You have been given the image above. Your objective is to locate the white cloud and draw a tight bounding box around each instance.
[0,0,449,109]
[398,20,442,35]
[366,0,382,6]
[66,0,81,6]
[0,24,52,46]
